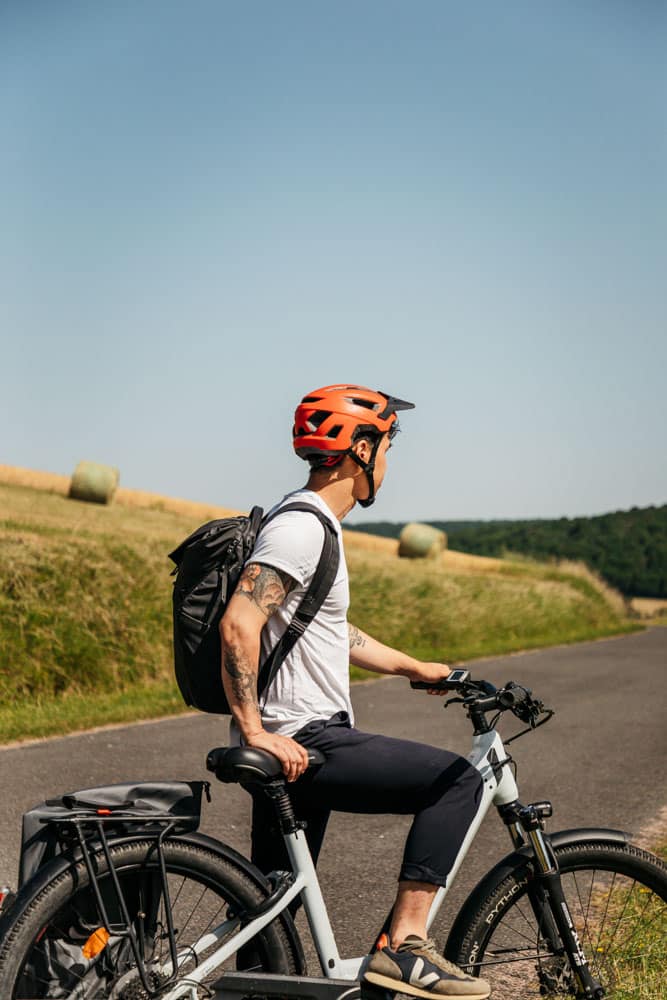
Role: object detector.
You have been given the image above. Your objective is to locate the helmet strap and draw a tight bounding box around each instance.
[346,436,383,509]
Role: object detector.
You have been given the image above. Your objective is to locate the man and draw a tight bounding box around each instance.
[220,385,490,999]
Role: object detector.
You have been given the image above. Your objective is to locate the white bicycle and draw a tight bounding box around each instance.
[0,671,665,999]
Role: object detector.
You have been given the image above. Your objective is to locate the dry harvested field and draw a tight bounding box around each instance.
[0,464,505,570]
[630,596,667,619]
[0,464,239,522]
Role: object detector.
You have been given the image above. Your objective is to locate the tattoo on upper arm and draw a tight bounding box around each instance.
[236,563,296,618]
[348,624,367,650]
[223,643,259,709]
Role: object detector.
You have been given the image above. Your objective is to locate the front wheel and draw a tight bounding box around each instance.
[449,840,667,998]
[0,837,299,999]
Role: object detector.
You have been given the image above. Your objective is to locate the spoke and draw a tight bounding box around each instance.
[486,945,538,956]
[477,951,542,967]
[592,869,618,955]
[493,920,538,948]
[169,874,188,912]
[569,870,601,978]
[174,882,209,940]
[594,876,638,960]
[175,899,229,975]
[583,864,595,929]
[21,878,233,996]
[613,893,666,959]
[513,898,541,938]
[193,900,228,952]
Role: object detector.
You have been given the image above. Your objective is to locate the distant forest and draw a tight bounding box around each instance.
[346,505,667,598]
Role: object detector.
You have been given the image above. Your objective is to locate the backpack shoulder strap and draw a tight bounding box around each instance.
[256,503,340,699]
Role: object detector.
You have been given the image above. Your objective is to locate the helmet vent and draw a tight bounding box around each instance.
[302,396,322,403]
[305,410,329,432]
[326,424,343,439]
[348,397,379,411]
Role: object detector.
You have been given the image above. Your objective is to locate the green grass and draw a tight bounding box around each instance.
[0,482,639,743]
[347,548,638,679]
[0,683,188,744]
[594,840,667,999]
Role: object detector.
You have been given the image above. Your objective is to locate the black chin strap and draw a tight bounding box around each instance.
[346,436,383,508]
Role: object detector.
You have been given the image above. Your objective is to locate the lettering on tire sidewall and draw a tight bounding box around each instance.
[467,878,528,968]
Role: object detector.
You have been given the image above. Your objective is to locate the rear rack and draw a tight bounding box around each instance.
[41,813,194,1000]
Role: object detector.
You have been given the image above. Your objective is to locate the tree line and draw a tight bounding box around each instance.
[346,504,667,598]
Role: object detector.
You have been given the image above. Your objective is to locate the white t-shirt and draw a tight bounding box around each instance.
[230,490,353,741]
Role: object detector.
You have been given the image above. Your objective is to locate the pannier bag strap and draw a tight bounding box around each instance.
[257,502,340,702]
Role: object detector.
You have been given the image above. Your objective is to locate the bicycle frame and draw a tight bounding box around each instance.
[157,728,520,1000]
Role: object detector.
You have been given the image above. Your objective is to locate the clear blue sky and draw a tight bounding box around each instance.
[1,1,665,523]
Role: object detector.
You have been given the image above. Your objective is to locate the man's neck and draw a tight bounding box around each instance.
[302,477,356,523]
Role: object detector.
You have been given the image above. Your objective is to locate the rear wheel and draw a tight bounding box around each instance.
[450,841,667,998]
[0,838,299,999]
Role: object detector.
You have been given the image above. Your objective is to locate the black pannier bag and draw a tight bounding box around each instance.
[19,780,208,887]
[168,503,340,714]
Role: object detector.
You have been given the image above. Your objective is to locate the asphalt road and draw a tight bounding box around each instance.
[1,627,665,969]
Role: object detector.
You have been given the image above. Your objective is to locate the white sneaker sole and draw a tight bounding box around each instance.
[364,970,491,1000]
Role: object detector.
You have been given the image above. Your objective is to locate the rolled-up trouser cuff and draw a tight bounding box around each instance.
[399,864,449,888]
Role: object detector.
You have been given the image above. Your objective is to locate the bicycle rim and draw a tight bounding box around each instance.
[456,842,667,999]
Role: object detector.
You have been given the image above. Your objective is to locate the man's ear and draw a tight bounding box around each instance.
[351,438,372,463]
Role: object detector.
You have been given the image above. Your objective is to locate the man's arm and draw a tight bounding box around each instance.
[220,563,310,781]
[348,623,451,688]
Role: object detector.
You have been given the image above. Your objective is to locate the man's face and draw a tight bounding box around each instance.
[371,434,392,494]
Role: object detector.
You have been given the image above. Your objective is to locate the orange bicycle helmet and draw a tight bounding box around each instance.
[293,384,414,507]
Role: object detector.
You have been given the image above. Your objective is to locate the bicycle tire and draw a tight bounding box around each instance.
[0,836,300,999]
[448,839,667,998]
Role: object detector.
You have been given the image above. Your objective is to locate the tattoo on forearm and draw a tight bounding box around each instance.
[223,643,259,709]
[237,563,296,618]
[348,624,367,650]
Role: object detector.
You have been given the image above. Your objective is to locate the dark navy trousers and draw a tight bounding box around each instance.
[250,712,483,887]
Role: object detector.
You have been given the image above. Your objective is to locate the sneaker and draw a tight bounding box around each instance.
[364,934,491,999]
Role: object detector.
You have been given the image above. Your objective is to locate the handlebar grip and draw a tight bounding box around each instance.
[498,685,530,709]
[410,680,450,690]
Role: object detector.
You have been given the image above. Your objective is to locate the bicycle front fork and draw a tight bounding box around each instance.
[505,801,606,1000]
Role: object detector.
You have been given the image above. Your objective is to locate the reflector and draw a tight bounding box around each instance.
[82,926,110,960]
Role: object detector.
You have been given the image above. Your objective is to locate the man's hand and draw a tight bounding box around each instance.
[245,730,310,783]
[405,661,452,696]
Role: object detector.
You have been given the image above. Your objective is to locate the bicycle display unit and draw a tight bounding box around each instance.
[0,672,665,999]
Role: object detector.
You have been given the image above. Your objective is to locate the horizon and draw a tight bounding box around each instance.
[4,461,662,526]
[346,499,666,527]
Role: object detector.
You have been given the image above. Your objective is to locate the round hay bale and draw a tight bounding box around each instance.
[68,461,119,505]
[398,522,447,559]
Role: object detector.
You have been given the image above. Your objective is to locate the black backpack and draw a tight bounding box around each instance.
[168,503,340,714]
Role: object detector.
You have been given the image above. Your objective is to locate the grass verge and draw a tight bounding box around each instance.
[598,840,667,999]
[0,481,639,744]
[0,683,188,745]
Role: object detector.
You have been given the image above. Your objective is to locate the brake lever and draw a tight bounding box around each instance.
[505,705,555,745]
[444,696,465,709]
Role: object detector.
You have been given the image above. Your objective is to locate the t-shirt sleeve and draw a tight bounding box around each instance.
[248,512,325,589]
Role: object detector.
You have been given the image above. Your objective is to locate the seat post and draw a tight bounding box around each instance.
[262,780,300,835]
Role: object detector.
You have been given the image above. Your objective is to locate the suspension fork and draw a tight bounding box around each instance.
[516,805,606,999]
[501,803,566,959]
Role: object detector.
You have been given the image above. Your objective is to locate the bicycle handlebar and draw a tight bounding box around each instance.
[410,674,553,736]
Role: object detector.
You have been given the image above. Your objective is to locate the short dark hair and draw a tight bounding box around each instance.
[306,425,384,471]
